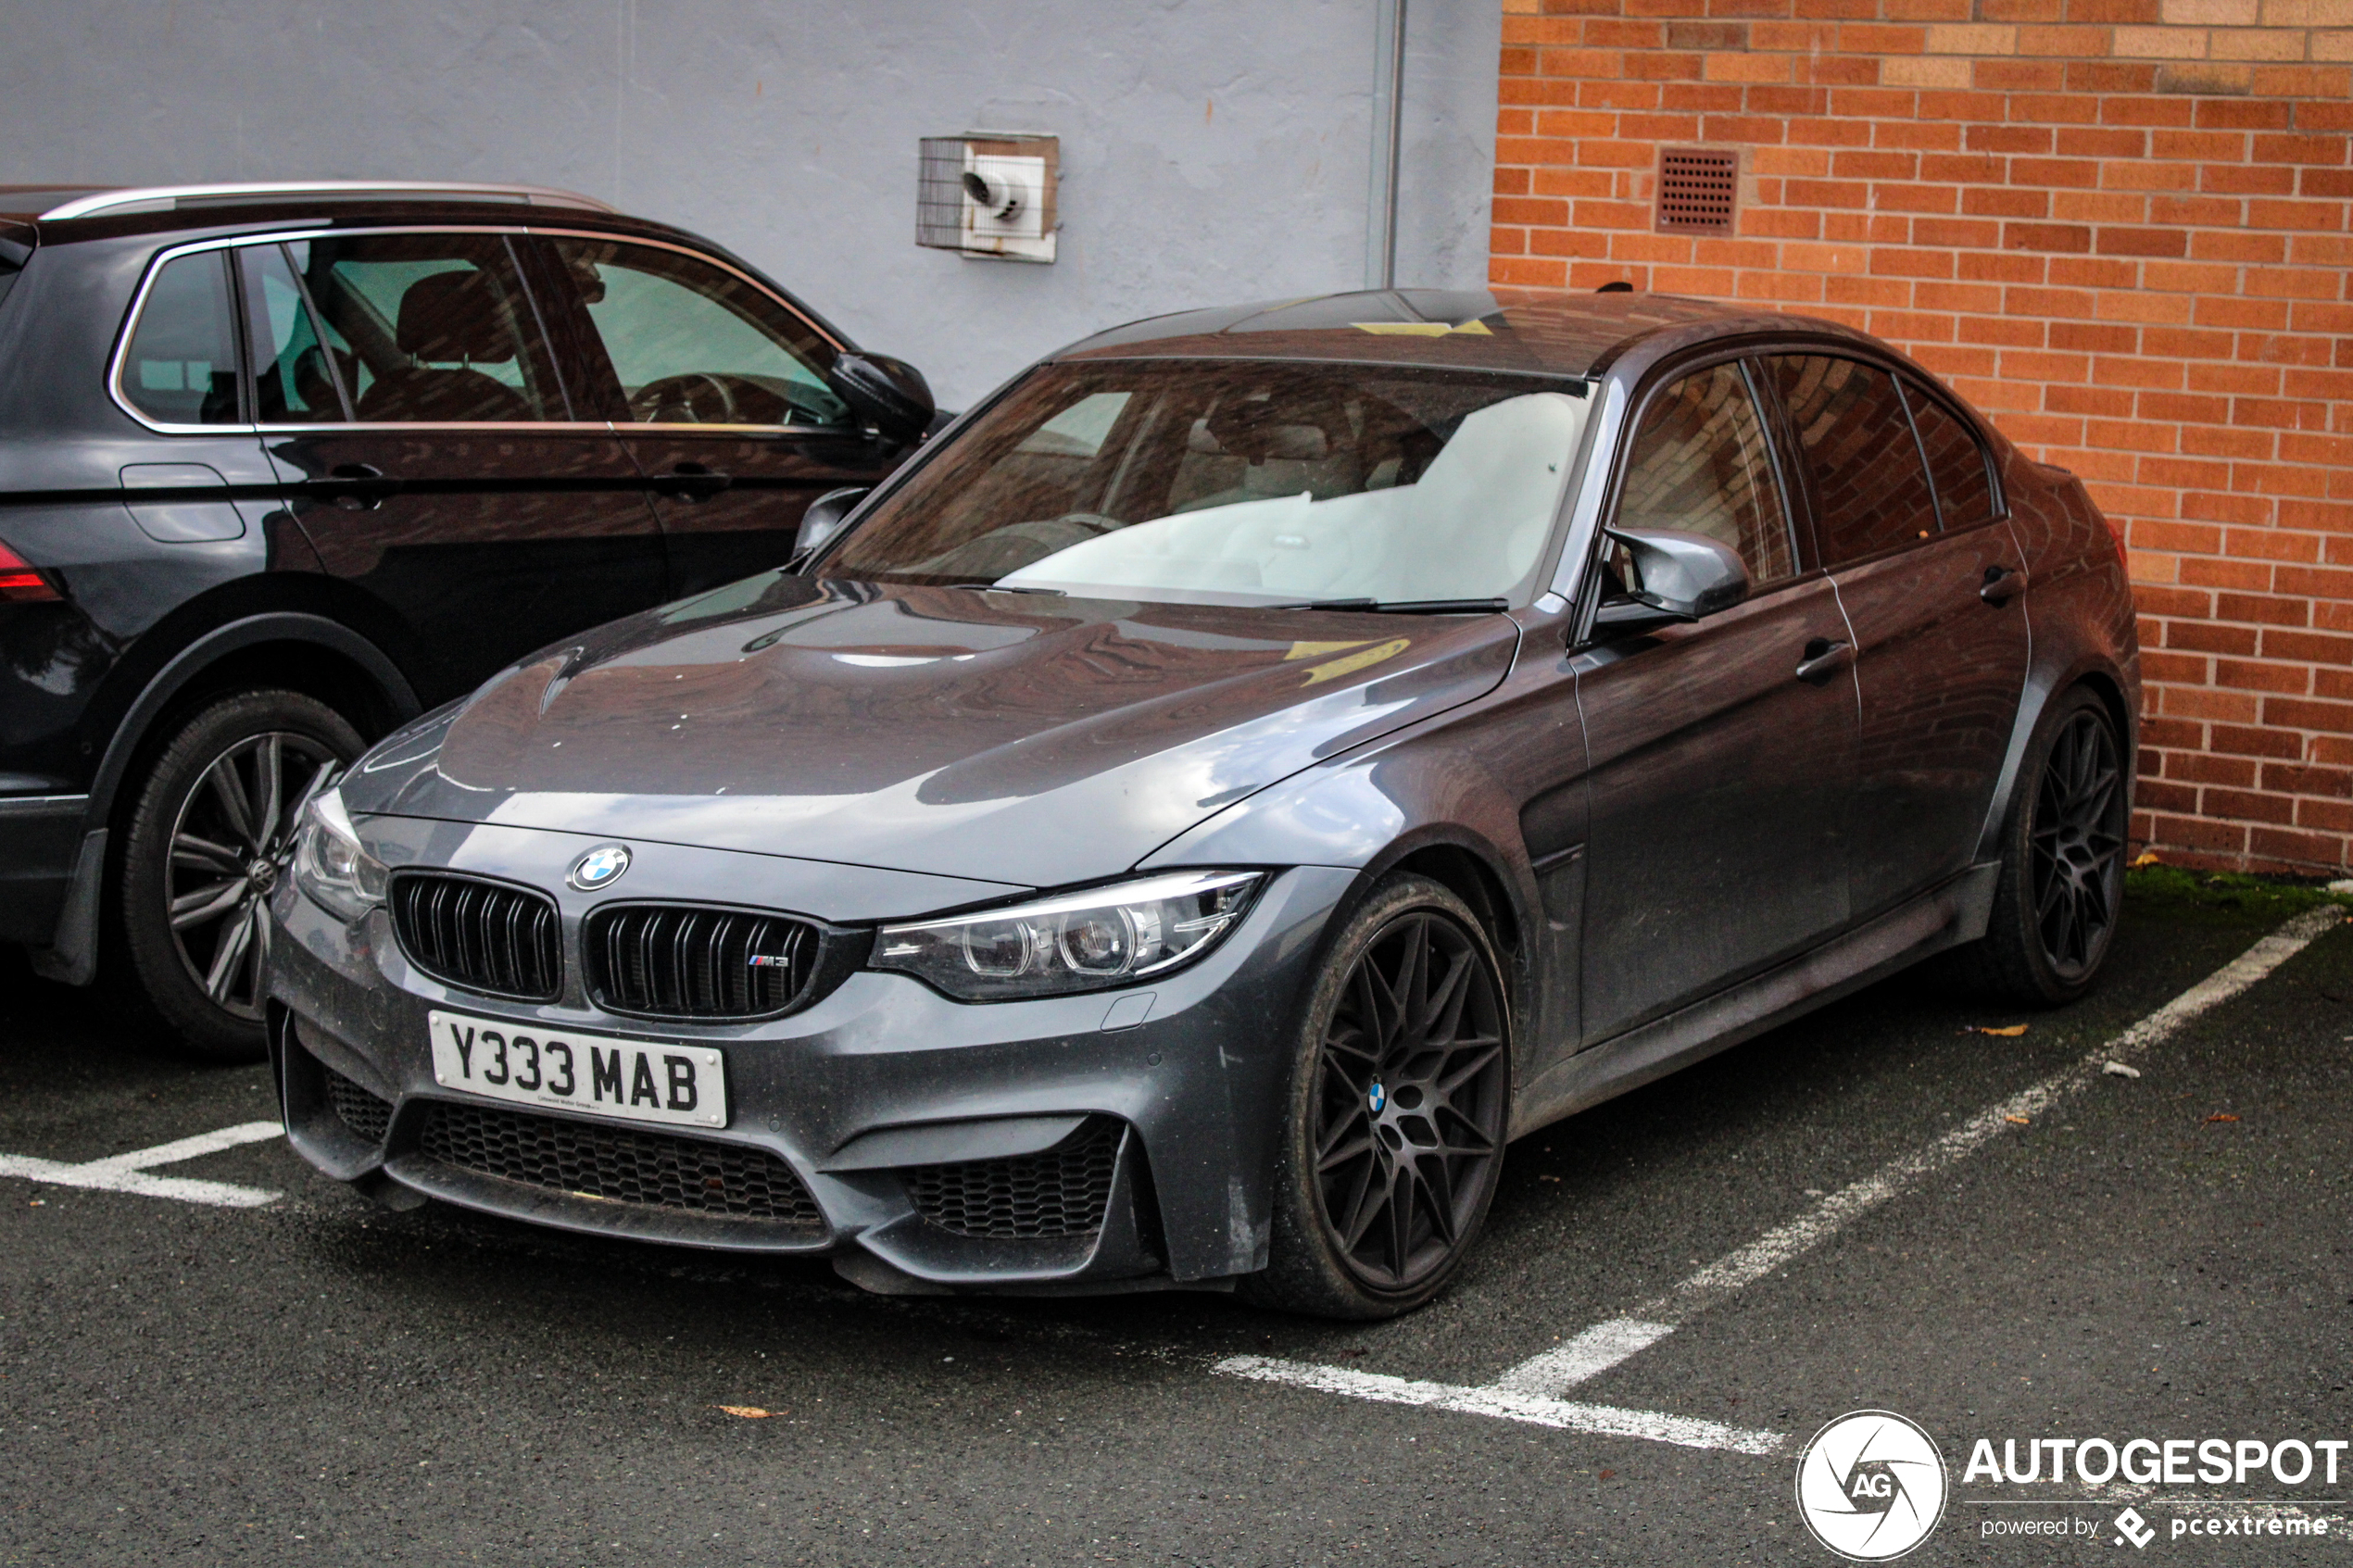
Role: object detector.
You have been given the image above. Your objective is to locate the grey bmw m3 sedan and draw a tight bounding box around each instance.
[265,289,2138,1318]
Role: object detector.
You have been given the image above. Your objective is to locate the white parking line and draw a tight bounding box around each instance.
[1219,905,2346,1450]
[0,1119,283,1208]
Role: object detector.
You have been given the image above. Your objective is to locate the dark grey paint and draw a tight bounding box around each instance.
[271,290,2139,1297]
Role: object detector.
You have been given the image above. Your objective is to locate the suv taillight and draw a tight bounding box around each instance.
[0,540,60,602]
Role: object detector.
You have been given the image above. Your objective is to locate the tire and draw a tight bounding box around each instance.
[1240,873,1512,1320]
[116,690,362,1062]
[1959,685,2129,1007]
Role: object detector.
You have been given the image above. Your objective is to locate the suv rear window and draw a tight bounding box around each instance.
[122,251,244,425]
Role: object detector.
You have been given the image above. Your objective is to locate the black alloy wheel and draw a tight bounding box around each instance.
[2029,705,2126,979]
[1246,874,1511,1318]
[118,690,362,1061]
[1963,685,2128,1006]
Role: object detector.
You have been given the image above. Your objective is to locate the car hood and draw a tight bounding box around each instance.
[343,574,1518,888]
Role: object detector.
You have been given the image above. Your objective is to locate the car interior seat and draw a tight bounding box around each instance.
[354,270,535,422]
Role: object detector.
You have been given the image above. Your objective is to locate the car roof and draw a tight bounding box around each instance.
[1053,287,1880,381]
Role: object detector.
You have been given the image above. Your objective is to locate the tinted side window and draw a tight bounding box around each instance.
[1770,356,1939,567]
[123,252,242,425]
[1616,360,1793,585]
[550,238,849,428]
[240,244,347,424]
[1905,384,1994,531]
[296,233,565,422]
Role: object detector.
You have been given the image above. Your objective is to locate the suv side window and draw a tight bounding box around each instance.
[549,238,849,428]
[239,244,347,425]
[295,233,566,422]
[122,251,243,426]
[1769,355,1940,567]
[1903,383,1995,531]
[1616,359,1794,586]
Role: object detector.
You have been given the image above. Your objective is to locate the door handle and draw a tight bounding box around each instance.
[654,461,732,502]
[1980,563,2027,606]
[323,462,389,511]
[1795,637,1854,685]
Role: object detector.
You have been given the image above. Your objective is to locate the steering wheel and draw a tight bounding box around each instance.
[630,371,741,425]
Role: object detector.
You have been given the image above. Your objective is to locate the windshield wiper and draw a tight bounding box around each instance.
[1268,596,1510,614]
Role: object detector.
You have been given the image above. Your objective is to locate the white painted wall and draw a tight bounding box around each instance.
[0,1,1501,407]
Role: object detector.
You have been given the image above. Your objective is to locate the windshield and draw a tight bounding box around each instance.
[821,359,1592,608]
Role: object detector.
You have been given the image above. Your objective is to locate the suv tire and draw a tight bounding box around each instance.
[117,690,362,1062]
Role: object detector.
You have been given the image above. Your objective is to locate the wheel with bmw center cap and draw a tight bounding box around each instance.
[1244,873,1511,1320]
[115,690,362,1062]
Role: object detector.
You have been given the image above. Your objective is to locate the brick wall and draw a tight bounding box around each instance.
[1490,0,2353,874]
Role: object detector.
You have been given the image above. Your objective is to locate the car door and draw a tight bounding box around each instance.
[536,234,906,598]
[1765,355,2029,922]
[1572,357,1860,1046]
[250,231,666,702]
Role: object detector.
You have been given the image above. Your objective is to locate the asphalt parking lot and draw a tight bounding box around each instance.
[3,873,2348,1567]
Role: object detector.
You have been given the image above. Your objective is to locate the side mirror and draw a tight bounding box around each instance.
[1593,526,1751,633]
[826,352,935,445]
[789,486,871,568]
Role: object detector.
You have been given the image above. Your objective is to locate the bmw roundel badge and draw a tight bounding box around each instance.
[567,844,632,890]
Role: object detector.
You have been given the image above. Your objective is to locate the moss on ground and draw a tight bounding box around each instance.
[2123,863,2353,927]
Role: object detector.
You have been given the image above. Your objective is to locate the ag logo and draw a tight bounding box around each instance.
[567,844,631,891]
[1794,1410,1948,1561]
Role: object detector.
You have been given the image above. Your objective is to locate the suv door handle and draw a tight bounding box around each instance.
[324,462,389,511]
[1795,637,1854,685]
[1981,563,2027,606]
[654,461,732,502]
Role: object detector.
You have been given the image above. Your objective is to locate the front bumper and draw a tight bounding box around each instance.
[264,819,1352,1293]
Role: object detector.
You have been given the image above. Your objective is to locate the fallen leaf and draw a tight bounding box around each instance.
[2004,1115,2031,1125]
[2131,850,2162,867]
[716,1405,772,1419]
[1599,1469,1617,1480]
[2203,1113,2240,1124]
[1964,1024,2030,1037]
[2101,1061,2142,1079]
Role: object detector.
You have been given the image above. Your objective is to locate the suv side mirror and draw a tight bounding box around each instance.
[1592,526,1751,634]
[789,486,871,569]
[826,352,935,445]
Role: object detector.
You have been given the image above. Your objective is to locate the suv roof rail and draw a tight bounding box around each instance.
[37,180,618,221]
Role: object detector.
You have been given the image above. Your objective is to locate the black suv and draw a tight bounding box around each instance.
[0,180,936,1060]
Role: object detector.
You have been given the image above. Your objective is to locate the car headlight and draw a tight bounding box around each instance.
[290,785,388,923]
[872,870,1266,1000]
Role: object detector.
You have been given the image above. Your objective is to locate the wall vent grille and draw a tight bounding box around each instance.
[1655,147,1740,235]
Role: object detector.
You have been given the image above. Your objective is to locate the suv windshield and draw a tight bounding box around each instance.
[822,360,1592,608]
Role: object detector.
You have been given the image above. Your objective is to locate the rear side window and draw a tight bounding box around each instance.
[122,251,243,425]
[1769,356,1939,568]
[294,232,566,422]
[1904,384,1995,531]
[1616,360,1794,586]
[240,243,348,424]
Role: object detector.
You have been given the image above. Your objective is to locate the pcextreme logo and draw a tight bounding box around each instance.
[1795,1411,1950,1561]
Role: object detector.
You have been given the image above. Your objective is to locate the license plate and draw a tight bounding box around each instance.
[427,1010,727,1130]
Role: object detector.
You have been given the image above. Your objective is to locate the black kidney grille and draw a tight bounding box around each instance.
[390,873,561,1000]
[322,1066,393,1147]
[585,904,818,1019]
[901,1121,1124,1239]
[417,1101,824,1234]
